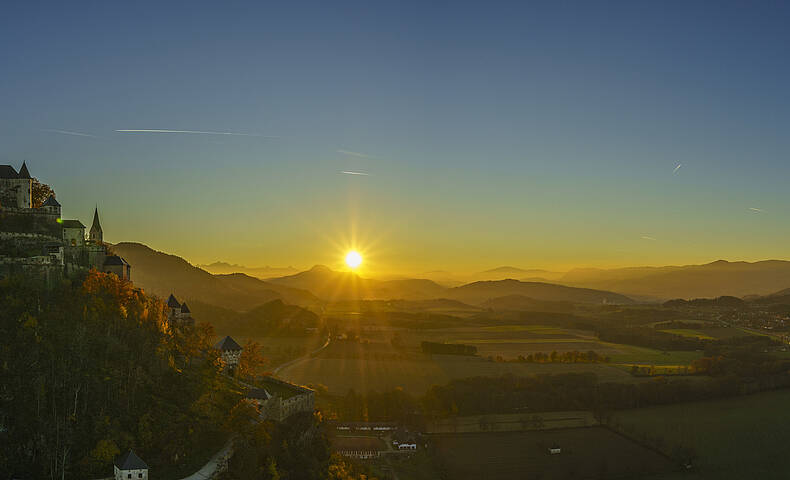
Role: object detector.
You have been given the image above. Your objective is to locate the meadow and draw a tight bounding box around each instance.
[612,389,790,480]
[276,323,710,394]
[278,326,667,394]
[430,427,675,480]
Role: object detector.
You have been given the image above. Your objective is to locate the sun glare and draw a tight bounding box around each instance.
[345,251,362,269]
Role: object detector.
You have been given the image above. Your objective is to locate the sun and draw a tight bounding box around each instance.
[345,251,362,269]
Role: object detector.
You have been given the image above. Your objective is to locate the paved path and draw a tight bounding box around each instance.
[177,438,234,480]
[273,333,331,376]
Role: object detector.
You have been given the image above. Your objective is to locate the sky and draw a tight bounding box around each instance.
[2,1,790,275]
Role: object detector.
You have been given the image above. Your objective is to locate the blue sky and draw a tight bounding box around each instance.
[1,1,789,273]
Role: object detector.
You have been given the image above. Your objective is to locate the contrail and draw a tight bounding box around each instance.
[749,207,764,213]
[673,163,682,174]
[42,129,96,137]
[115,129,278,137]
[641,235,657,241]
[341,171,370,176]
[338,150,375,159]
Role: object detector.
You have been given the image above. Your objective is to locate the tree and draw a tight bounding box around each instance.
[31,178,54,208]
[237,340,268,381]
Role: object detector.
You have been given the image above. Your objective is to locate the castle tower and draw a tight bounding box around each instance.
[41,194,61,218]
[0,162,32,209]
[89,207,103,243]
[18,161,31,180]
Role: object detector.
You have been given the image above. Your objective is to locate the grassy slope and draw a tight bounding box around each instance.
[613,389,790,480]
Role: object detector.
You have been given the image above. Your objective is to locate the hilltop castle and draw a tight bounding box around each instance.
[0,162,131,283]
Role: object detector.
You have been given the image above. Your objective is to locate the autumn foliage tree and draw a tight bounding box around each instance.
[237,340,269,381]
[31,177,54,208]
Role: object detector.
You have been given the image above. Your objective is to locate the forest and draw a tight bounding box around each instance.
[0,271,239,478]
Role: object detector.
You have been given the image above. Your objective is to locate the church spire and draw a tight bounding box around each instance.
[89,206,103,243]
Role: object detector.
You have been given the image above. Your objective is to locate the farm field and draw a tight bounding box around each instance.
[279,344,635,394]
[613,389,790,479]
[278,323,707,394]
[430,427,675,480]
[657,326,756,340]
[426,411,596,434]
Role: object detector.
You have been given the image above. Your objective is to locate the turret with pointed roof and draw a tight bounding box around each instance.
[18,161,31,179]
[89,206,103,243]
[167,293,181,309]
[41,194,61,217]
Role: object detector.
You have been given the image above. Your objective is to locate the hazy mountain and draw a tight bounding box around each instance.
[112,243,319,310]
[479,294,575,313]
[473,266,565,282]
[266,265,447,301]
[560,260,790,300]
[190,299,319,337]
[329,298,481,314]
[446,279,634,305]
[197,261,299,279]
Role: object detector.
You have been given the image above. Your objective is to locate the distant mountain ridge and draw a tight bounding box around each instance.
[198,261,299,279]
[446,279,635,305]
[115,244,638,308]
[266,264,448,301]
[112,243,319,310]
[560,260,790,300]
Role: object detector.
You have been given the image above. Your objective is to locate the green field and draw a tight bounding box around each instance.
[607,345,703,366]
[276,324,708,394]
[430,428,675,480]
[613,389,790,479]
[280,353,637,394]
[658,326,755,341]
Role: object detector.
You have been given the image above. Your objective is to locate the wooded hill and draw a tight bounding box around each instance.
[0,272,238,478]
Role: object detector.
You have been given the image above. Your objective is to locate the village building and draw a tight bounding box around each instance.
[114,450,148,480]
[215,336,243,369]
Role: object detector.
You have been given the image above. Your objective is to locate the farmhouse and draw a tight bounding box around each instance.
[113,450,148,480]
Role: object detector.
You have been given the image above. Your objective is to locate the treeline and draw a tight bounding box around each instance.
[492,350,609,364]
[663,296,746,308]
[421,341,477,356]
[0,272,239,479]
[323,344,790,424]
